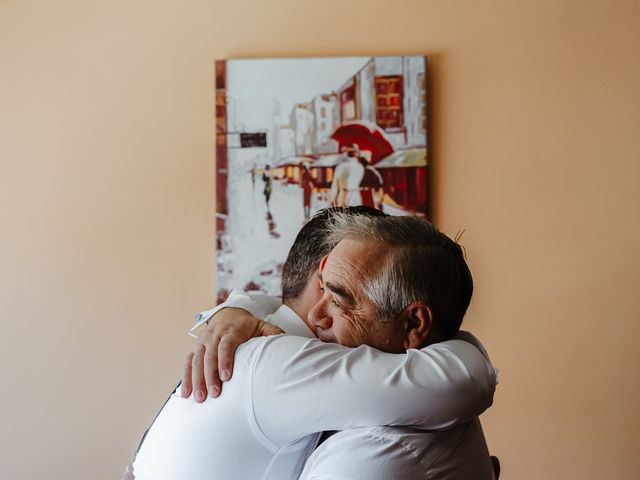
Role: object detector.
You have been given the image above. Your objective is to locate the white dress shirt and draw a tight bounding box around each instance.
[299,332,497,480]
[133,291,497,480]
[299,420,495,480]
[217,291,499,480]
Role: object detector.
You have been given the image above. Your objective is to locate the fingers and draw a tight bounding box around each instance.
[181,351,194,398]
[181,309,280,402]
[204,337,221,398]
[217,334,238,383]
[217,322,283,383]
[191,344,207,403]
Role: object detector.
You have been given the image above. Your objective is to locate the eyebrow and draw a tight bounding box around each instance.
[319,272,356,308]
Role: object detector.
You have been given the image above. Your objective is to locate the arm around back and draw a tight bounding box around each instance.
[251,335,497,448]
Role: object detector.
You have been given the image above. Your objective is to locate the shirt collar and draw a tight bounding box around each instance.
[267,304,314,338]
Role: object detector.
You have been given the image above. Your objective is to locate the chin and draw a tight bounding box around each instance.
[317,330,339,344]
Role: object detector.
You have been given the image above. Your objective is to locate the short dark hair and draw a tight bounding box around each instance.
[281,206,387,302]
[325,214,473,341]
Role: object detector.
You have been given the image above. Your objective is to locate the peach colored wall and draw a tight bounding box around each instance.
[1,1,639,479]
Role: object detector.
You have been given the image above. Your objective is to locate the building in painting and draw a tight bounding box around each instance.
[336,56,427,150]
[312,93,340,154]
[286,56,428,214]
[215,60,229,246]
[290,102,315,155]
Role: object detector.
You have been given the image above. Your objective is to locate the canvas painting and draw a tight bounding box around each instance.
[215,55,428,302]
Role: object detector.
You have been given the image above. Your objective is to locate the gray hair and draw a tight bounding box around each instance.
[324,212,473,340]
[281,207,387,302]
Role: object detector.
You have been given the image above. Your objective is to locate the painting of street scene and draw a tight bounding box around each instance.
[215,55,428,302]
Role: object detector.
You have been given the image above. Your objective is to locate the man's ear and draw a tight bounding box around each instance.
[403,301,433,350]
[318,255,329,273]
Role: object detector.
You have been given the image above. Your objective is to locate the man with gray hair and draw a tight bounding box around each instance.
[298,212,495,478]
[307,212,474,352]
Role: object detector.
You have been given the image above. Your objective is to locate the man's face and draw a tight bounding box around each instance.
[307,239,406,353]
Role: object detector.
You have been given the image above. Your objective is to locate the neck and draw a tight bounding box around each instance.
[284,296,316,335]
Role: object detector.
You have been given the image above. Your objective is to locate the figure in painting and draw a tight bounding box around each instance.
[358,152,385,210]
[330,144,365,207]
[262,165,273,211]
[300,162,315,221]
[250,163,258,190]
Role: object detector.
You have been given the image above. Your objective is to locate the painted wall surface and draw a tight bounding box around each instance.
[1,1,639,479]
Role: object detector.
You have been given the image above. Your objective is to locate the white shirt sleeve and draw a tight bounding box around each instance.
[250,335,497,447]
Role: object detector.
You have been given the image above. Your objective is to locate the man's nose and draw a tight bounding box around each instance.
[309,298,332,329]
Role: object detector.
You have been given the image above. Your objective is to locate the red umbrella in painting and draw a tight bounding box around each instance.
[330,121,395,164]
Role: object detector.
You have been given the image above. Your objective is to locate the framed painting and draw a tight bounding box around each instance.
[215,55,428,302]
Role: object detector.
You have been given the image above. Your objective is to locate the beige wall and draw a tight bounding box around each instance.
[1,1,639,478]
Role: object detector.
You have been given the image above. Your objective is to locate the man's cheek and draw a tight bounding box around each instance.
[337,325,358,347]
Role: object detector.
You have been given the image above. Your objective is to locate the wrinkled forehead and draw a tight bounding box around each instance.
[323,239,388,296]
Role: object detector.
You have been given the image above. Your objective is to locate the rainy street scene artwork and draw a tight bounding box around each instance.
[215,55,428,302]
